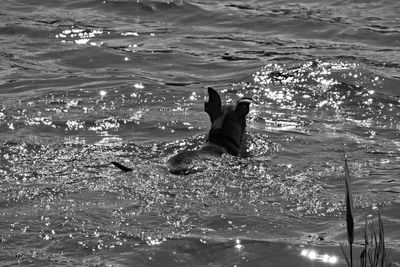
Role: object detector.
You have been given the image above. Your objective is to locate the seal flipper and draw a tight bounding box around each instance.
[111,161,133,172]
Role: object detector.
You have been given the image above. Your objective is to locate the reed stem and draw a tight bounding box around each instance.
[343,154,354,267]
[341,155,392,267]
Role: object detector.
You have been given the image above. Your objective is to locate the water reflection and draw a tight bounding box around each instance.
[96,136,123,146]
[234,238,243,250]
[56,27,105,47]
[301,249,338,264]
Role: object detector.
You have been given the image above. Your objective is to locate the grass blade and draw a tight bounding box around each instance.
[377,211,386,266]
[360,220,368,267]
[371,219,379,266]
[360,248,366,267]
[340,243,351,266]
[343,154,354,266]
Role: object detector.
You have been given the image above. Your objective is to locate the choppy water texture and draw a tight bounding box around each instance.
[1,0,400,266]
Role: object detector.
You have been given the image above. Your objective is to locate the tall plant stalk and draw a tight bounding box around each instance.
[343,154,354,267]
[341,155,392,267]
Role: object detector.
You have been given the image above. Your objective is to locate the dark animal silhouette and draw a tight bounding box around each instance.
[112,87,252,174]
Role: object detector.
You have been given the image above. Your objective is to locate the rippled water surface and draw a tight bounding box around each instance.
[1,0,400,266]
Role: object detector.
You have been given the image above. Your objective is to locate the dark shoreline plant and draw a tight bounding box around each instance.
[340,155,393,267]
[341,154,354,266]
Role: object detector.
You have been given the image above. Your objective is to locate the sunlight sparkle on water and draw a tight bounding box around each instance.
[134,83,144,89]
[301,249,338,264]
[146,236,164,246]
[121,32,139,36]
[234,239,243,250]
[189,92,197,101]
[56,28,105,46]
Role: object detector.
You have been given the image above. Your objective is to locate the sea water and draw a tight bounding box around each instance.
[0,0,399,266]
